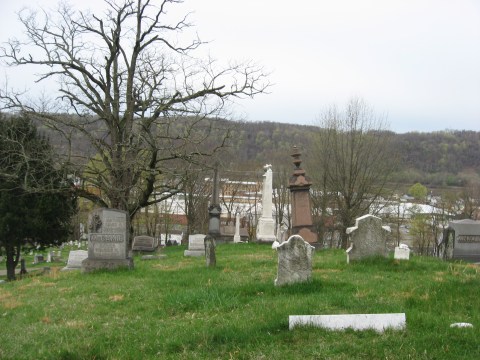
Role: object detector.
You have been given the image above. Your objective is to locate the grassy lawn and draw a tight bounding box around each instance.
[0,243,478,359]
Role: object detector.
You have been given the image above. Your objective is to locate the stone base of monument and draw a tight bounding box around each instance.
[183,249,205,257]
[81,258,134,273]
[294,227,318,244]
[256,217,276,243]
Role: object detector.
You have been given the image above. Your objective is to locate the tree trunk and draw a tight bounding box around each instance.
[5,243,18,281]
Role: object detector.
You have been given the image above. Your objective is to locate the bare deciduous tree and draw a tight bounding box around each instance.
[311,98,397,249]
[0,0,269,220]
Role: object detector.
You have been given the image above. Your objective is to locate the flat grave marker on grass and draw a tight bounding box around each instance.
[289,313,406,332]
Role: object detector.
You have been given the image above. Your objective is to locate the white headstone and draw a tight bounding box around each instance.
[184,234,206,257]
[274,235,315,286]
[450,322,473,328]
[233,213,242,243]
[394,246,410,260]
[256,164,276,243]
[289,313,406,332]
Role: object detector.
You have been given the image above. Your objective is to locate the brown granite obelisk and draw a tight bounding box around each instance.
[288,146,318,244]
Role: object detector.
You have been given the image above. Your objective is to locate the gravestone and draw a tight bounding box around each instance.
[62,250,88,271]
[33,254,45,264]
[82,208,134,273]
[184,234,206,257]
[205,235,216,267]
[288,147,317,243]
[346,214,391,263]
[233,213,243,243]
[132,235,157,252]
[256,164,277,243]
[447,219,480,262]
[289,313,406,332]
[394,244,410,260]
[273,235,315,286]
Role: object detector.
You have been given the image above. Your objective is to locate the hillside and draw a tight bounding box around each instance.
[19,113,480,187]
[225,121,480,187]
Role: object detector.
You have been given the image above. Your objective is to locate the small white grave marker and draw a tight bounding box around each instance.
[289,313,406,332]
[450,322,473,328]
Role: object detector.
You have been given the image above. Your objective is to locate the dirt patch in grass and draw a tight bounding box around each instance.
[152,262,192,271]
[64,320,87,329]
[109,294,124,301]
[391,291,414,299]
[0,292,22,309]
[242,254,274,261]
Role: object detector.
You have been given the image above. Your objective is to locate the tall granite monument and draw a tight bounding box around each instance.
[82,208,134,273]
[256,164,277,243]
[288,146,318,244]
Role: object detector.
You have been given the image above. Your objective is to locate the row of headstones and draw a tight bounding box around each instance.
[183,214,411,286]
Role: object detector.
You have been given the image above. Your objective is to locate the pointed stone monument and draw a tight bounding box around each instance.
[205,165,220,267]
[256,164,277,243]
[233,212,242,243]
[288,146,318,244]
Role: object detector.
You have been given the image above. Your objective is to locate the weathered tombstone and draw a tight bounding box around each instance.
[205,235,216,267]
[184,234,207,257]
[256,164,276,243]
[346,214,391,263]
[394,244,410,260]
[62,250,88,271]
[288,147,317,244]
[447,219,480,262]
[82,208,134,273]
[132,235,157,252]
[33,254,45,264]
[273,235,315,286]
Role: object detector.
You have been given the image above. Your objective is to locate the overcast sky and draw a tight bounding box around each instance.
[1,0,479,133]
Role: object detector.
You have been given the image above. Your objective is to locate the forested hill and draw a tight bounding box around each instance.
[19,113,480,187]
[226,121,480,187]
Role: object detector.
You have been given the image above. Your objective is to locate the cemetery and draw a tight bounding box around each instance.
[0,243,478,359]
[0,1,479,358]
[0,147,479,358]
